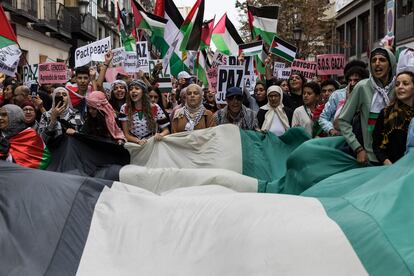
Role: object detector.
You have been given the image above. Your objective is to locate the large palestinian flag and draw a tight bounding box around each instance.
[212,14,244,56]
[154,0,190,76]
[179,0,204,51]
[0,4,21,76]
[2,125,414,275]
[117,4,135,52]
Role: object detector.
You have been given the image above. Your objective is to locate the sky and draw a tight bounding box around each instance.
[173,0,242,29]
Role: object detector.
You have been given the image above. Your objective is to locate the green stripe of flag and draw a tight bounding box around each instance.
[271,48,295,62]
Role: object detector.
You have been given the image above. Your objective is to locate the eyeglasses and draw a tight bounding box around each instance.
[226,95,243,102]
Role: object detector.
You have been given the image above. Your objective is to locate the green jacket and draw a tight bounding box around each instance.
[339,48,396,162]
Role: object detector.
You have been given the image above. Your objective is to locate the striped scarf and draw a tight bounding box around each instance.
[183,104,206,131]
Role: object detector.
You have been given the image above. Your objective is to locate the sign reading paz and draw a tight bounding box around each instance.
[75,37,111,68]
[136,41,149,73]
[317,54,346,76]
[38,62,68,84]
[216,65,244,104]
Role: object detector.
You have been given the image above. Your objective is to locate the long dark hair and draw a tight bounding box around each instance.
[126,82,156,133]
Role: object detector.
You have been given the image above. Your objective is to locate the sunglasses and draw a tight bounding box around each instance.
[226,95,243,101]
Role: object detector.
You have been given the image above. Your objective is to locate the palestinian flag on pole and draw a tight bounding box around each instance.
[200,18,215,50]
[117,4,135,52]
[3,125,414,275]
[8,128,51,169]
[212,14,244,56]
[154,0,189,77]
[179,0,205,51]
[239,40,263,57]
[0,4,21,76]
[130,0,167,40]
[194,50,209,86]
[270,35,297,63]
[247,5,279,45]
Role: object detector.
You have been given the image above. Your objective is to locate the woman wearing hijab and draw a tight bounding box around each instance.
[38,87,84,144]
[373,71,414,164]
[80,91,126,144]
[257,85,293,136]
[119,80,170,145]
[0,104,51,168]
[109,80,127,114]
[172,84,215,133]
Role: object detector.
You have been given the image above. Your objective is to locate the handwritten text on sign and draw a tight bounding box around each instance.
[75,37,111,68]
[291,59,317,80]
[38,62,68,84]
[316,54,346,76]
[216,65,245,104]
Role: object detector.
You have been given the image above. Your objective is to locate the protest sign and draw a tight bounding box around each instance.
[291,59,317,80]
[0,45,21,77]
[112,47,126,66]
[23,64,39,83]
[317,54,346,76]
[38,62,67,84]
[242,56,256,93]
[105,67,127,83]
[277,68,291,80]
[75,37,111,68]
[273,62,286,77]
[149,59,171,78]
[211,52,228,68]
[123,52,138,73]
[207,67,218,93]
[216,65,245,104]
[136,41,150,73]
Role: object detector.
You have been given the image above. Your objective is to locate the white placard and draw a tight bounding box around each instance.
[75,37,112,68]
[243,56,256,93]
[112,47,126,66]
[136,41,150,73]
[277,68,291,80]
[23,63,39,83]
[123,52,138,73]
[273,62,286,77]
[215,65,245,104]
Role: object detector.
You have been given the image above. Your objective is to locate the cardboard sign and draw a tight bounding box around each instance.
[211,52,228,68]
[123,52,138,73]
[291,59,317,80]
[112,47,126,66]
[273,62,286,77]
[149,59,171,78]
[216,65,245,104]
[207,67,218,94]
[277,68,291,80]
[23,64,39,83]
[38,62,67,84]
[136,41,149,73]
[316,54,346,76]
[75,37,112,68]
[105,67,127,83]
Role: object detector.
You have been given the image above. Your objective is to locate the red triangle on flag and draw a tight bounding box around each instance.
[271,40,278,49]
[0,5,18,43]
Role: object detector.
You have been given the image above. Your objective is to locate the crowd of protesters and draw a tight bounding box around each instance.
[1,46,414,169]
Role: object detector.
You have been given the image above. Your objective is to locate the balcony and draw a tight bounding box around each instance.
[396,13,414,42]
[67,7,97,41]
[32,0,58,33]
[2,0,38,23]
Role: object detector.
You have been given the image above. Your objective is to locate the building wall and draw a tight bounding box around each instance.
[16,25,71,64]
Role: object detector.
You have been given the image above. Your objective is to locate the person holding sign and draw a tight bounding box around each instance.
[257,86,293,137]
[119,80,169,145]
[292,82,321,136]
[214,87,258,130]
[172,84,215,134]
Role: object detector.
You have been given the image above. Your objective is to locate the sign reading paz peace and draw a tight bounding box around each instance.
[317,54,346,76]
[38,62,67,84]
[75,37,111,68]
[291,59,317,81]
[216,65,245,104]
[136,41,149,73]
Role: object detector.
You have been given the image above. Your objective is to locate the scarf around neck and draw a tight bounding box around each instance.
[183,103,206,131]
[369,75,396,113]
[260,103,290,131]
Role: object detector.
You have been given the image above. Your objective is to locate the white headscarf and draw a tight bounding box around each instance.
[260,85,290,131]
[51,87,74,118]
